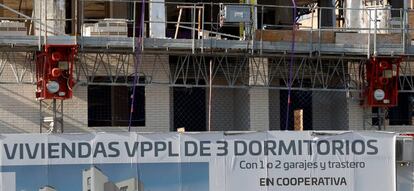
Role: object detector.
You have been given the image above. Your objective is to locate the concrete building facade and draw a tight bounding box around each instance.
[0,56,408,133]
[0,0,413,133]
[82,166,144,191]
[39,186,57,191]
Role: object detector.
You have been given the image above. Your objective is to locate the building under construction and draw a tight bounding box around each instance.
[0,0,412,133]
[0,1,413,189]
[0,0,414,133]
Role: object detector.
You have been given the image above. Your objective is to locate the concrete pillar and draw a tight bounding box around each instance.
[242,0,257,36]
[345,0,363,30]
[347,99,365,130]
[34,0,66,35]
[250,88,269,131]
[145,86,171,131]
[71,0,80,35]
[249,57,269,86]
[149,0,166,38]
[249,58,269,131]
[250,0,258,30]
[141,55,171,131]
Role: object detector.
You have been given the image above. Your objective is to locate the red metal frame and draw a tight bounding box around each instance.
[36,45,78,100]
[400,134,414,137]
[365,57,401,107]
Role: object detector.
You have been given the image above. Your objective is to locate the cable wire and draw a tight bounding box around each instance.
[284,0,297,130]
[129,0,146,131]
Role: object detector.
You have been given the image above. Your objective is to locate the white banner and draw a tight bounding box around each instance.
[0,131,396,191]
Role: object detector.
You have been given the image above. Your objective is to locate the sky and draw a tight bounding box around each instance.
[1,162,209,191]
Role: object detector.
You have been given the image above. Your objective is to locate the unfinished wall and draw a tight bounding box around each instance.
[80,54,171,132]
[234,89,250,131]
[249,88,269,131]
[249,58,270,131]
[140,55,171,132]
[0,53,173,133]
[312,91,349,130]
[210,88,234,131]
[149,0,166,38]
[0,63,412,133]
[0,84,39,133]
[144,85,171,132]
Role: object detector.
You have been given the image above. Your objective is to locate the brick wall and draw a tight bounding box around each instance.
[0,53,173,133]
[347,96,365,130]
[62,85,88,132]
[0,84,39,133]
[249,88,270,131]
[144,85,171,132]
[1,53,414,133]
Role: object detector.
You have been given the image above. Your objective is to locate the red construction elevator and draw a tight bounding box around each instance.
[36,44,78,133]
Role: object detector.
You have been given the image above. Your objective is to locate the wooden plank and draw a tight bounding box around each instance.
[84,2,106,19]
[255,29,335,43]
[409,11,414,39]
[336,32,401,45]
[294,109,303,131]
[256,30,401,45]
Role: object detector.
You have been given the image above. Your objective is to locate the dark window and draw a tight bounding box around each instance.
[387,76,414,126]
[173,79,206,131]
[280,80,313,130]
[388,93,414,125]
[389,0,404,18]
[88,77,145,127]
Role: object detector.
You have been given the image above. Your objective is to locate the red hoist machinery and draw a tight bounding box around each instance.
[364,57,401,129]
[36,45,78,133]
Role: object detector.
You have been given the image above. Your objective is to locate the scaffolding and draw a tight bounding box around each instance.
[0,0,413,131]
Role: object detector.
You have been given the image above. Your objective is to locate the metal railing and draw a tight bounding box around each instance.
[0,1,411,56]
